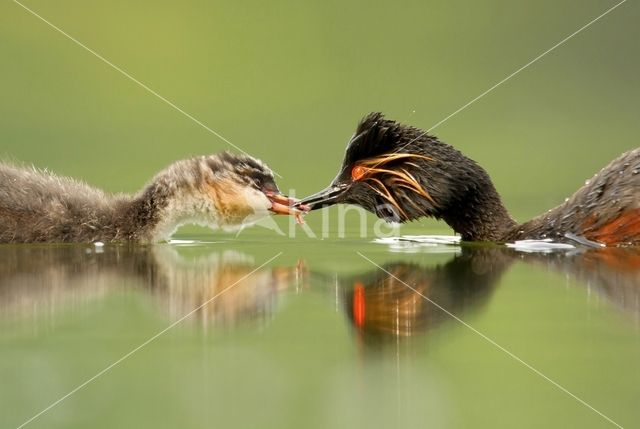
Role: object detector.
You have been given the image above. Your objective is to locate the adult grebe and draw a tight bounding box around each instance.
[296,113,640,246]
[0,152,304,243]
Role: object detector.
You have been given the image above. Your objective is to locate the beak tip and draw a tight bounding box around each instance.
[265,191,308,217]
[296,203,312,212]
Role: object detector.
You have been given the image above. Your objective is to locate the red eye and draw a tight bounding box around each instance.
[351,165,367,181]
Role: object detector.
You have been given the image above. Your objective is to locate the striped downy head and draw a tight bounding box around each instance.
[200,152,302,227]
[147,152,301,238]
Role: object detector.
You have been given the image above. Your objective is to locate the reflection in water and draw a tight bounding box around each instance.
[0,245,305,329]
[526,247,640,320]
[1,245,124,320]
[1,244,639,341]
[344,245,640,346]
[338,248,511,345]
[345,247,640,343]
[146,248,305,328]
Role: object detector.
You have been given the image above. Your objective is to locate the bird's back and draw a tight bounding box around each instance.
[579,148,640,245]
[0,163,118,242]
[513,148,640,246]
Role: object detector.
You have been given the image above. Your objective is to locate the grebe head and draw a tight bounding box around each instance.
[207,152,297,216]
[296,112,516,240]
[148,152,302,238]
[297,112,466,222]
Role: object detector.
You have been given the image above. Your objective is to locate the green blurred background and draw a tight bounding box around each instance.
[1,2,640,429]
[1,0,638,235]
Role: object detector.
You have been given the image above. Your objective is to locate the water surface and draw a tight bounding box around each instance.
[1,231,639,428]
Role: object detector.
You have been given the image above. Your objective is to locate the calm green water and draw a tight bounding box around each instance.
[1,229,639,428]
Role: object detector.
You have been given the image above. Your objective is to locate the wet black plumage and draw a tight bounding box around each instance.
[298,112,640,246]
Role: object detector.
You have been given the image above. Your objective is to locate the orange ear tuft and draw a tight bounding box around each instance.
[351,165,367,181]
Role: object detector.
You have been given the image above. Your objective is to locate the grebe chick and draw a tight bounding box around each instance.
[297,113,640,246]
[0,152,304,243]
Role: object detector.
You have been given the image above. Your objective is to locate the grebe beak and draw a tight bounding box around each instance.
[264,191,310,216]
[294,183,349,211]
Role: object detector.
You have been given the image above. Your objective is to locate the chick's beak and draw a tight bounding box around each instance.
[264,192,310,223]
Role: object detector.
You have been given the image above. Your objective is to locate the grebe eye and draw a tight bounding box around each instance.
[351,165,367,181]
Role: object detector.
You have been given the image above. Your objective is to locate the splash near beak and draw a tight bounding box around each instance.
[264,192,308,224]
[293,183,349,211]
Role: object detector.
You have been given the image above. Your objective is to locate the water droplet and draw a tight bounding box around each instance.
[564,198,569,202]
[585,180,590,185]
